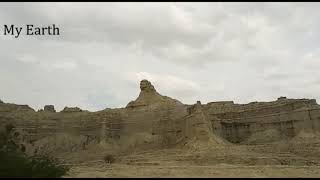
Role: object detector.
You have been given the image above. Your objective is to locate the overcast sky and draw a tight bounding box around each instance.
[1,2,320,111]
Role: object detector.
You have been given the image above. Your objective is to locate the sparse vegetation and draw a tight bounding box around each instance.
[0,124,69,178]
[104,154,115,164]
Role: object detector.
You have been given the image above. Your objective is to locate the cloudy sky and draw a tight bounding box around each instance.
[1,2,320,111]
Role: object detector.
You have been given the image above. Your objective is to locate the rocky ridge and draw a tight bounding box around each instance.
[1,79,320,172]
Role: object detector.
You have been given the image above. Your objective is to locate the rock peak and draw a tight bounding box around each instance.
[44,105,56,113]
[140,79,156,92]
[126,80,182,108]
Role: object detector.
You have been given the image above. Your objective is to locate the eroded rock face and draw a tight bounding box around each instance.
[244,129,283,144]
[0,99,3,103]
[33,133,92,155]
[2,79,320,159]
[185,101,212,141]
[44,105,56,113]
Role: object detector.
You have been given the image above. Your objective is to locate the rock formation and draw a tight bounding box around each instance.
[1,79,320,161]
[185,101,212,141]
[0,102,34,113]
[126,79,182,108]
[61,106,83,113]
[44,105,56,112]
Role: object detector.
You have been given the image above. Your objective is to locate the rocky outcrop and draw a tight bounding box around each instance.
[126,79,182,108]
[0,103,34,113]
[185,101,212,141]
[0,99,3,103]
[61,107,83,113]
[186,101,226,143]
[44,105,56,113]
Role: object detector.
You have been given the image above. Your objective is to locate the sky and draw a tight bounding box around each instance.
[1,2,320,111]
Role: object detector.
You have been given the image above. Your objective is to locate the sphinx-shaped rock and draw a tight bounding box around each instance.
[126,79,182,108]
[44,105,56,112]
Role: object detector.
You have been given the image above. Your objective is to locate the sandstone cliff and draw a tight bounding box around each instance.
[1,79,320,160]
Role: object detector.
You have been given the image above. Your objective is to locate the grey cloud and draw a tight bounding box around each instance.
[1,2,320,111]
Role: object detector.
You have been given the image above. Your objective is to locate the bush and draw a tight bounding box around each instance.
[0,124,69,178]
[103,154,115,164]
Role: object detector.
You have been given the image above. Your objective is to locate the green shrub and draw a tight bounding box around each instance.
[0,124,69,178]
[103,154,115,164]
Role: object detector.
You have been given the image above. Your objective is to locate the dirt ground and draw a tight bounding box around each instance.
[66,164,320,178]
[51,130,320,178]
[63,143,320,178]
